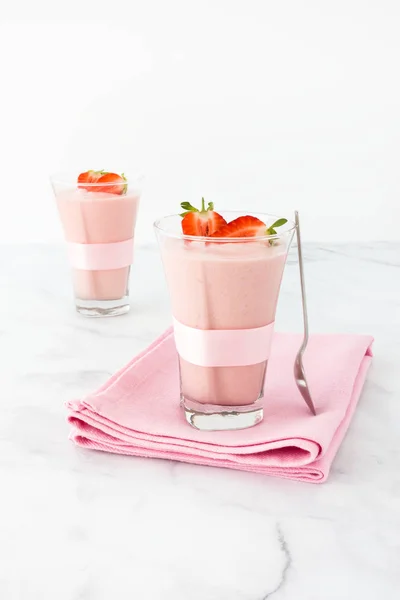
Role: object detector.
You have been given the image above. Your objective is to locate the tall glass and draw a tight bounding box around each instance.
[155,212,295,431]
[51,173,142,317]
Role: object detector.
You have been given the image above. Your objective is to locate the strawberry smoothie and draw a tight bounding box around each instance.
[160,238,288,407]
[56,188,140,301]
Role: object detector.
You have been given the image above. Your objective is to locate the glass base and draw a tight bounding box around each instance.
[182,396,263,431]
[75,296,130,317]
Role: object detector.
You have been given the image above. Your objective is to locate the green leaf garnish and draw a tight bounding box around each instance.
[121,172,128,195]
[180,198,214,217]
[266,218,287,235]
[270,218,287,229]
[180,202,199,213]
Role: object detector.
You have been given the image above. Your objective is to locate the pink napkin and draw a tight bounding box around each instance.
[67,329,373,483]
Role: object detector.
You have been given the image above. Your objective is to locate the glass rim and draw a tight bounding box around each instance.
[50,171,144,187]
[153,211,296,242]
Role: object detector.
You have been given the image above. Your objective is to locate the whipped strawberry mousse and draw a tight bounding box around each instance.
[158,200,292,415]
[55,170,140,302]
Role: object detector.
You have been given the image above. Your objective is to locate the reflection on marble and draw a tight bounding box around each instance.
[0,242,399,599]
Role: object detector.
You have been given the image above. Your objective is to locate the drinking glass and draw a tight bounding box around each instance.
[51,173,142,317]
[155,211,295,431]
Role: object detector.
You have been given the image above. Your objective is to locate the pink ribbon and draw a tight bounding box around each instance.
[173,318,275,367]
[67,239,134,270]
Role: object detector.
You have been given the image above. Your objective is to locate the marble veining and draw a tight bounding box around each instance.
[0,242,399,600]
[262,524,292,599]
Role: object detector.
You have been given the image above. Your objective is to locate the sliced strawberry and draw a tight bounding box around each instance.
[95,172,127,195]
[77,170,105,191]
[210,215,267,238]
[180,198,227,236]
[208,212,227,234]
[181,212,209,236]
[211,216,288,238]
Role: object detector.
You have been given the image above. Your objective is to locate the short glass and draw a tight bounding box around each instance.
[51,173,142,317]
[155,212,295,431]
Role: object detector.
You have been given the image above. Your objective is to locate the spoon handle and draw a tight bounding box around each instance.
[295,211,309,349]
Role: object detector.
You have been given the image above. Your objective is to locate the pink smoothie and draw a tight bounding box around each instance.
[56,189,140,300]
[161,239,287,406]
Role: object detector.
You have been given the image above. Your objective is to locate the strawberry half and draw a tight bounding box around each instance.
[210,215,267,238]
[180,198,227,236]
[210,216,288,238]
[77,170,105,191]
[94,172,127,195]
[77,171,127,194]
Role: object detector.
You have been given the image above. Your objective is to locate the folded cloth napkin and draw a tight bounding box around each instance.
[67,329,373,483]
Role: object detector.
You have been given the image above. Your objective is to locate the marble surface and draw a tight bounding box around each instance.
[0,242,399,599]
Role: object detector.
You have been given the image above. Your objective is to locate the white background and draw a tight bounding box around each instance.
[0,0,399,243]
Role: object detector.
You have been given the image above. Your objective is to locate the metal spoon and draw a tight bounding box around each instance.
[294,211,317,416]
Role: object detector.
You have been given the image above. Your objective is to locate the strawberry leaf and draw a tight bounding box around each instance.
[121,172,128,194]
[270,218,287,229]
[180,202,199,213]
[180,198,214,218]
[266,218,287,235]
